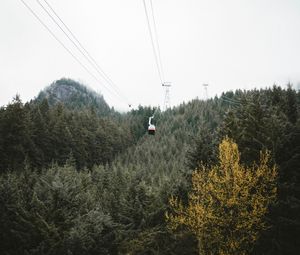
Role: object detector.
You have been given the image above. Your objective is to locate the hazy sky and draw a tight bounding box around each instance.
[1,0,300,111]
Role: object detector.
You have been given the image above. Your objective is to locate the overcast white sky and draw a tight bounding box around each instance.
[1,0,300,111]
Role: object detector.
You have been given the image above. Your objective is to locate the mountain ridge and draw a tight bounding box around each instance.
[35,78,111,116]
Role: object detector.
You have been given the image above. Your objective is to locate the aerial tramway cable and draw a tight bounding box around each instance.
[38,0,131,106]
[142,0,164,85]
[20,0,131,107]
[142,0,167,134]
[149,0,165,82]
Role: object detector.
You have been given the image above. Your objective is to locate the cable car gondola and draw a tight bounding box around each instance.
[148,116,155,135]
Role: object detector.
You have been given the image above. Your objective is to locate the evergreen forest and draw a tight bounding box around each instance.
[0,79,299,255]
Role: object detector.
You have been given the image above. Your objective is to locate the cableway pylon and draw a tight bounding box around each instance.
[162,82,171,110]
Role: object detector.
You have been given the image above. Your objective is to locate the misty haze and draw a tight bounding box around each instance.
[0,0,299,254]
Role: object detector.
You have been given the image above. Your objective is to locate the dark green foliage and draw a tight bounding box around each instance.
[0,96,132,172]
[0,83,299,254]
[284,84,298,124]
[0,165,116,255]
[186,126,217,170]
[0,95,29,171]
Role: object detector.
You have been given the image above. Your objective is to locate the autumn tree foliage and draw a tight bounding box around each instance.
[166,137,277,255]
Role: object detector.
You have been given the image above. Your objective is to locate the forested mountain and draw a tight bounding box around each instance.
[36,78,111,116]
[0,83,299,254]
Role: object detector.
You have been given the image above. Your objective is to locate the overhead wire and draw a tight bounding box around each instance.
[220,97,240,105]
[219,96,267,131]
[149,0,164,82]
[221,95,241,104]
[39,0,131,105]
[220,95,255,106]
[142,0,164,84]
[19,0,109,93]
[20,0,130,107]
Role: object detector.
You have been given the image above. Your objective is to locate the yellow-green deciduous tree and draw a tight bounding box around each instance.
[166,137,277,255]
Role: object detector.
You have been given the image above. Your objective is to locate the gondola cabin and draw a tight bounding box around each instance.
[148,124,156,135]
[148,116,155,135]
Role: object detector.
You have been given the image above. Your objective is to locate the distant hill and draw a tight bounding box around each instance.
[36,78,111,115]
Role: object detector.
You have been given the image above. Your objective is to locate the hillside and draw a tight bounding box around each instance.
[0,81,132,171]
[0,84,299,254]
[36,78,111,116]
[103,86,300,254]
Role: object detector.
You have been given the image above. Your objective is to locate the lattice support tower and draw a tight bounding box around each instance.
[162,82,171,110]
[203,83,209,99]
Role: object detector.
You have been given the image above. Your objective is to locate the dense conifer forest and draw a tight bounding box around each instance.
[0,79,299,254]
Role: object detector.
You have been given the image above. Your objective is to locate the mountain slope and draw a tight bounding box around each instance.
[0,85,299,254]
[36,78,111,115]
[108,86,300,254]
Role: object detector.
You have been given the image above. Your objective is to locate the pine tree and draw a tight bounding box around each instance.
[284,84,298,124]
[0,95,27,171]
